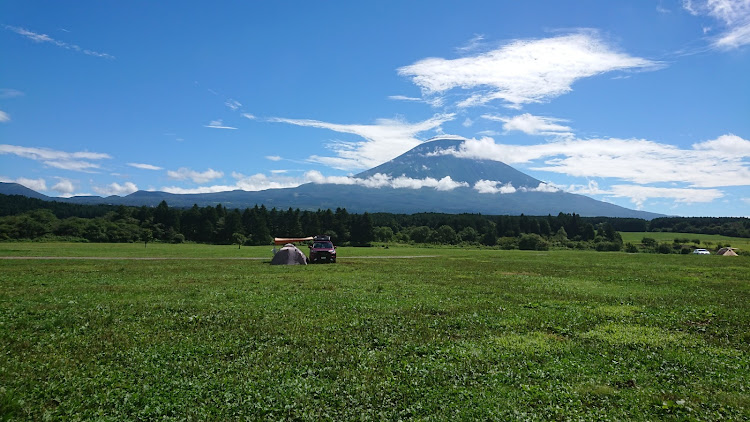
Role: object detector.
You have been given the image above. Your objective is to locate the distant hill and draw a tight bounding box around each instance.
[0,139,663,218]
[0,182,50,200]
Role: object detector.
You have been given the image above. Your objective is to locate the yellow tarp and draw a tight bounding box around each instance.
[274,237,314,245]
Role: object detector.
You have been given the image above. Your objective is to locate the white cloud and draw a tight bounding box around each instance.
[242,113,256,120]
[51,178,75,196]
[684,0,750,48]
[232,172,305,191]
[0,177,48,192]
[204,119,237,130]
[528,182,560,193]
[127,162,163,170]
[270,113,455,170]
[462,118,474,127]
[167,167,224,184]
[160,172,302,194]
[93,182,138,196]
[270,169,288,174]
[225,99,242,111]
[388,95,423,102]
[265,155,282,161]
[397,31,660,109]
[455,34,486,53]
[0,111,9,123]
[432,134,750,188]
[476,130,501,136]
[304,171,469,191]
[610,185,724,208]
[0,144,111,172]
[482,113,573,137]
[4,25,114,59]
[0,89,24,99]
[473,180,517,194]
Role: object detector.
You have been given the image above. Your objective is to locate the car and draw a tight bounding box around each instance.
[308,235,336,263]
[692,248,710,255]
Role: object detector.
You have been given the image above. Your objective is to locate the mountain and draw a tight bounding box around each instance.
[0,182,51,200]
[356,138,541,187]
[0,138,663,218]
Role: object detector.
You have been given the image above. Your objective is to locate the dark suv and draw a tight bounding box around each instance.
[308,235,336,263]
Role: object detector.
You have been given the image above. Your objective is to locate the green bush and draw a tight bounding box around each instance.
[596,242,622,252]
[518,234,548,251]
[656,243,673,254]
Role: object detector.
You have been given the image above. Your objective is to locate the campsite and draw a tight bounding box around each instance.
[1,242,748,419]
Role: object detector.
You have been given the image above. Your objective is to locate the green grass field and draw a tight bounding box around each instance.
[1,244,748,420]
[620,232,750,250]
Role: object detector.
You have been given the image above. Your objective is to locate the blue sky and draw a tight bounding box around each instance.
[1,1,749,216]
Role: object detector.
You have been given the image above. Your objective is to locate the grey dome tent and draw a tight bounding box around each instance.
[270,243,308,265]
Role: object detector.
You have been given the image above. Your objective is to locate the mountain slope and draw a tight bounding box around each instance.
[0,182,51,200]
[0,139,663,218]
[356,138,542,187]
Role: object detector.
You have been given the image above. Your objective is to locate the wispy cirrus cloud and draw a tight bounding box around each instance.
[684,0,750,49]
[482,113,573,137]
[127,162,162,171]
[204,119,237,130]
[269,113,455,170]
[225,99,242,111]
[0,89,24,99]
[0,144,111,172]
[388,95,423,102]
[398,31,660,109]
[432,134,750,188]
[167,167,224,184]
[565,180,724,209]
[4,25,114,59]
[0,111,10,123]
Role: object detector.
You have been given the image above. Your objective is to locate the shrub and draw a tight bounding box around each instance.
[596,242,622,252]
[519,234,548,251]
[625,242,638,253]
[656,243,673,254]
[497,237,517,250]
[641,237,657,248]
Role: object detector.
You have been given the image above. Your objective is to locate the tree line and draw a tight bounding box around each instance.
[0,194,748,247]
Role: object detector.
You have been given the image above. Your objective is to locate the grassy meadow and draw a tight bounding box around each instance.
[1,243,748,420]
[620,232,750,250]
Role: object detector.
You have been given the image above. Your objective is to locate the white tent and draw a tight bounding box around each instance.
[270,243,308,265]
[717,247,738,256]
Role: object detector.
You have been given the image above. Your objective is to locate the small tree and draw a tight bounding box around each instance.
[141,229,153,248]
[519,234,548,251]
[232,232,247,249]
[624,242,638,253]
[552,227,568,243]
[641,237,657,249]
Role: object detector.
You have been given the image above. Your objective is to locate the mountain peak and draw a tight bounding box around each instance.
[355,137,541,188]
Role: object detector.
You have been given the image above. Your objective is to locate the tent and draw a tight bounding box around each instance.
[270,243,308,265]
[716,247,739,256]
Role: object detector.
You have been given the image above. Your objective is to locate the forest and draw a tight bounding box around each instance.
[0,194,748,250]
